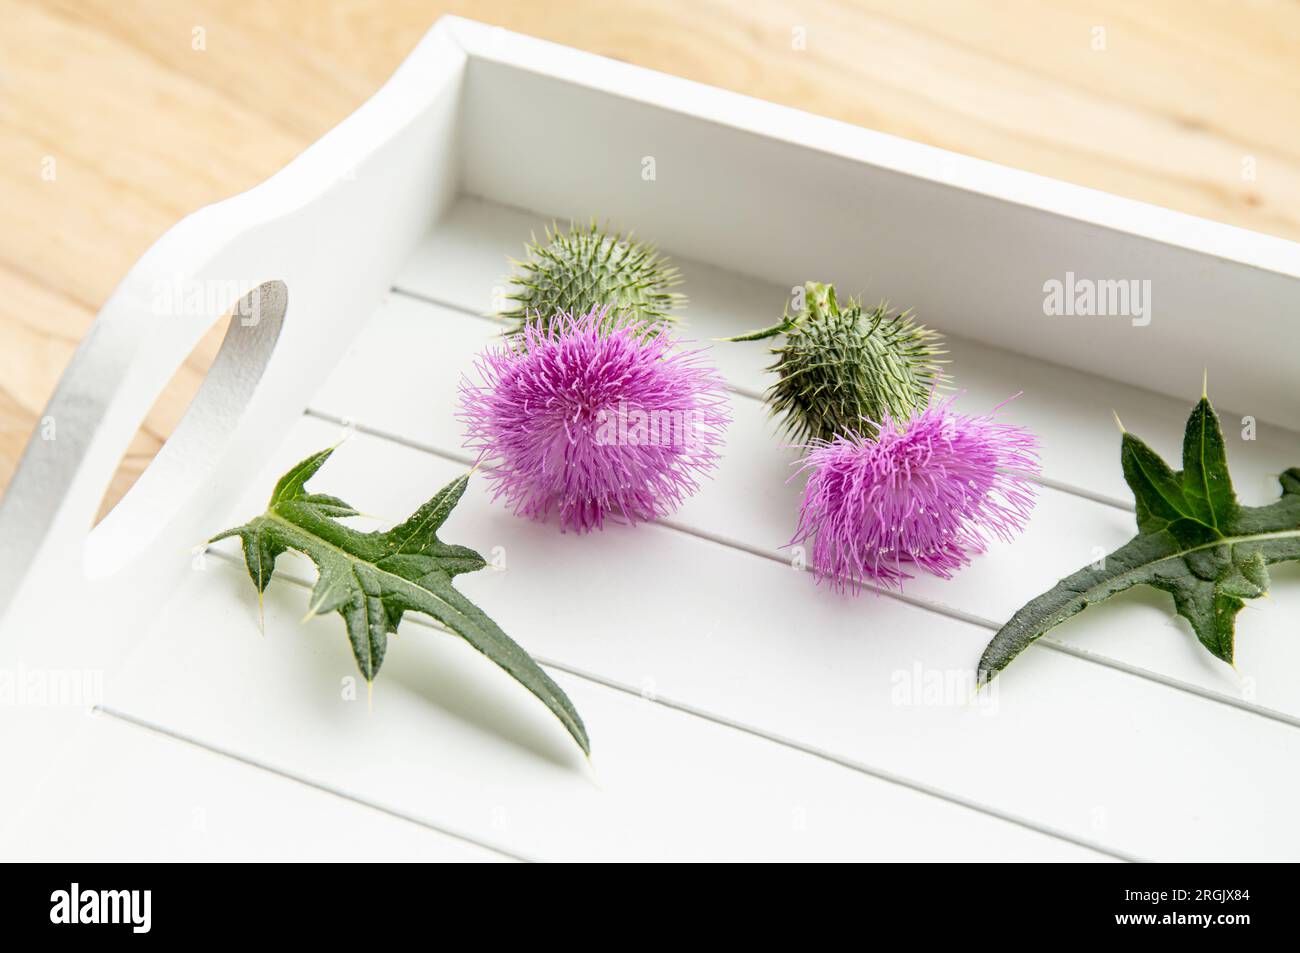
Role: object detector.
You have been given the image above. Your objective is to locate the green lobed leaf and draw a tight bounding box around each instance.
[1181,395,1237,530]
[978,395,1300,682]
[211,448,590,755]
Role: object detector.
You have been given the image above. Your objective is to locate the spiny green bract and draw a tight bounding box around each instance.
[731,281,947,443]
[500,221,684,337]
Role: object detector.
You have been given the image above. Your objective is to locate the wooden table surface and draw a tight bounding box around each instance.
[4,0,1298,513]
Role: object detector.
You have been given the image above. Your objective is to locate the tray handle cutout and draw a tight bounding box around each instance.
[0,280,287,618]
[84,281,287,580]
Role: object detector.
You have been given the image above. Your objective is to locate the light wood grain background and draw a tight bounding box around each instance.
[3,0,1298,513]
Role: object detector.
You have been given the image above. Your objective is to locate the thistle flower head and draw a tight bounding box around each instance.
[734,281,947,443]
[460,308,729,533]
[791,396,1040,590]
[500,222,684,338]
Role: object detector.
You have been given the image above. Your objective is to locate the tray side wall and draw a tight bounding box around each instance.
[456,47,1300,428]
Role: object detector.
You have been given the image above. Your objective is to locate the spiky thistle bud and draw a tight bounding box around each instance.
[500,222,684,338]
[730,281,947,443]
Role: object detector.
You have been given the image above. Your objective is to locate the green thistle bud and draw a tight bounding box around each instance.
[730,281,947,443]
[500,221,684,337]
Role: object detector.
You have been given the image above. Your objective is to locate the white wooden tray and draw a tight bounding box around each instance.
[3,16,1300,862]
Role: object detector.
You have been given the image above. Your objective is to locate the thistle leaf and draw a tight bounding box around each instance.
[212,448,590,755]
[978,396,1300,682]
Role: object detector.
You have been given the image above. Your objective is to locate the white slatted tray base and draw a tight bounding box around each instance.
[50,194,1299,862]
[1,707,505,862]
[103,548,1101,862]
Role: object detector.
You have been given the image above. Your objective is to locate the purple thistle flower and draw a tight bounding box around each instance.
[790,395,1040,591]
[460,308,730,533]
